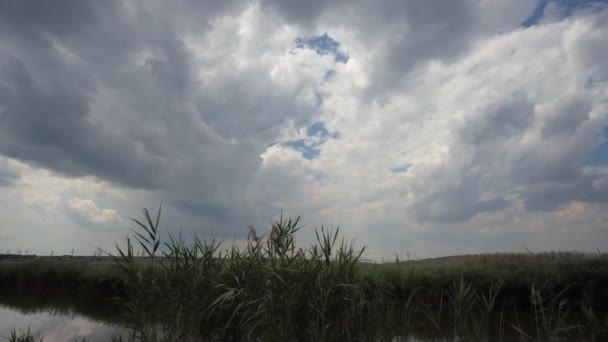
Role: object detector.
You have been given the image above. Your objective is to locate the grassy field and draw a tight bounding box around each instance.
[2,208,608,341]
[2,250,607,312]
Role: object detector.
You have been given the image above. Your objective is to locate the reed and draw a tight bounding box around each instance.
[3,206,608,341]
[4,327,43,342]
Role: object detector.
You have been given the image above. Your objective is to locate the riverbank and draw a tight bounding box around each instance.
[2,251,607,309]
[1,213,608,341]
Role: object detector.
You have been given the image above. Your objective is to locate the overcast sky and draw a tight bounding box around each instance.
[1,0,608,260]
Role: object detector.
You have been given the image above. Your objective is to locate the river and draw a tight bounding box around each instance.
[0,305,117,341]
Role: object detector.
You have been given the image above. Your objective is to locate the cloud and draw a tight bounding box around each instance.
[0,157,20,186]
[253,2,608,257]
[297,0,537,98]
[67,198,121,224]
[1,0,608,259]
[0,1,315,232]
[295,33,349,63]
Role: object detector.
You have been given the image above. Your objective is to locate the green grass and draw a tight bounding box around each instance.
[2,206,608,341]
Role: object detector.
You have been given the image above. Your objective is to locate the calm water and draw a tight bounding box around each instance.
[0,306,117,341]
[0,290,598,341]
[0,305,421,342]
[0,290,126,341]
[0,303,522,342]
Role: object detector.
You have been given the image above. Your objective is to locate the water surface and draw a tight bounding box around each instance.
[0,289,125,341]
[0,305,117,341]
[0,290,598,341]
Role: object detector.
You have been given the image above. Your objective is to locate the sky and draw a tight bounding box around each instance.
[1,0,608,261]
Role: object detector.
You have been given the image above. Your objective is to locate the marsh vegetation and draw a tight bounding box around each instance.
[2,206,607,341]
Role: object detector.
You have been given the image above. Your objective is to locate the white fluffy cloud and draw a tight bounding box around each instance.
[1,1,607,259]
[253,2,608,258]
[68,198,121,224]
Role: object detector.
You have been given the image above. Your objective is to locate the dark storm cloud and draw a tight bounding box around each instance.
[541,97,591,138]
[411,175,511,223]
[460,94,535,144]
[0,56,162,188]
[0,1,159,188]
[2,0,607,239]
[361,0,479,92]
[405,95,535,224]
[508,133,608,213]
[261,0,329,27]
[0,0,270,231]
[521,169,608,211]
[510,138,586,184]
[194,67,317,144]
[0,1,100,37]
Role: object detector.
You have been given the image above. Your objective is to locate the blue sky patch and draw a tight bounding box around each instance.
[521,1,548,27]
[585,141,608,166]
[284,139,320,160]
[307,121,338,139]
[307,121,330,137]
[283,121,339,160]
[390,164,411,173]
[584,127,608,166]
[295,33,349,63]
[521,0,608,27]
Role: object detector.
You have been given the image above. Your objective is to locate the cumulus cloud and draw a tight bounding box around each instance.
[1,0,608,259]
[68,198,121,224]
[0,157,20,186]
[253,1,608,257]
